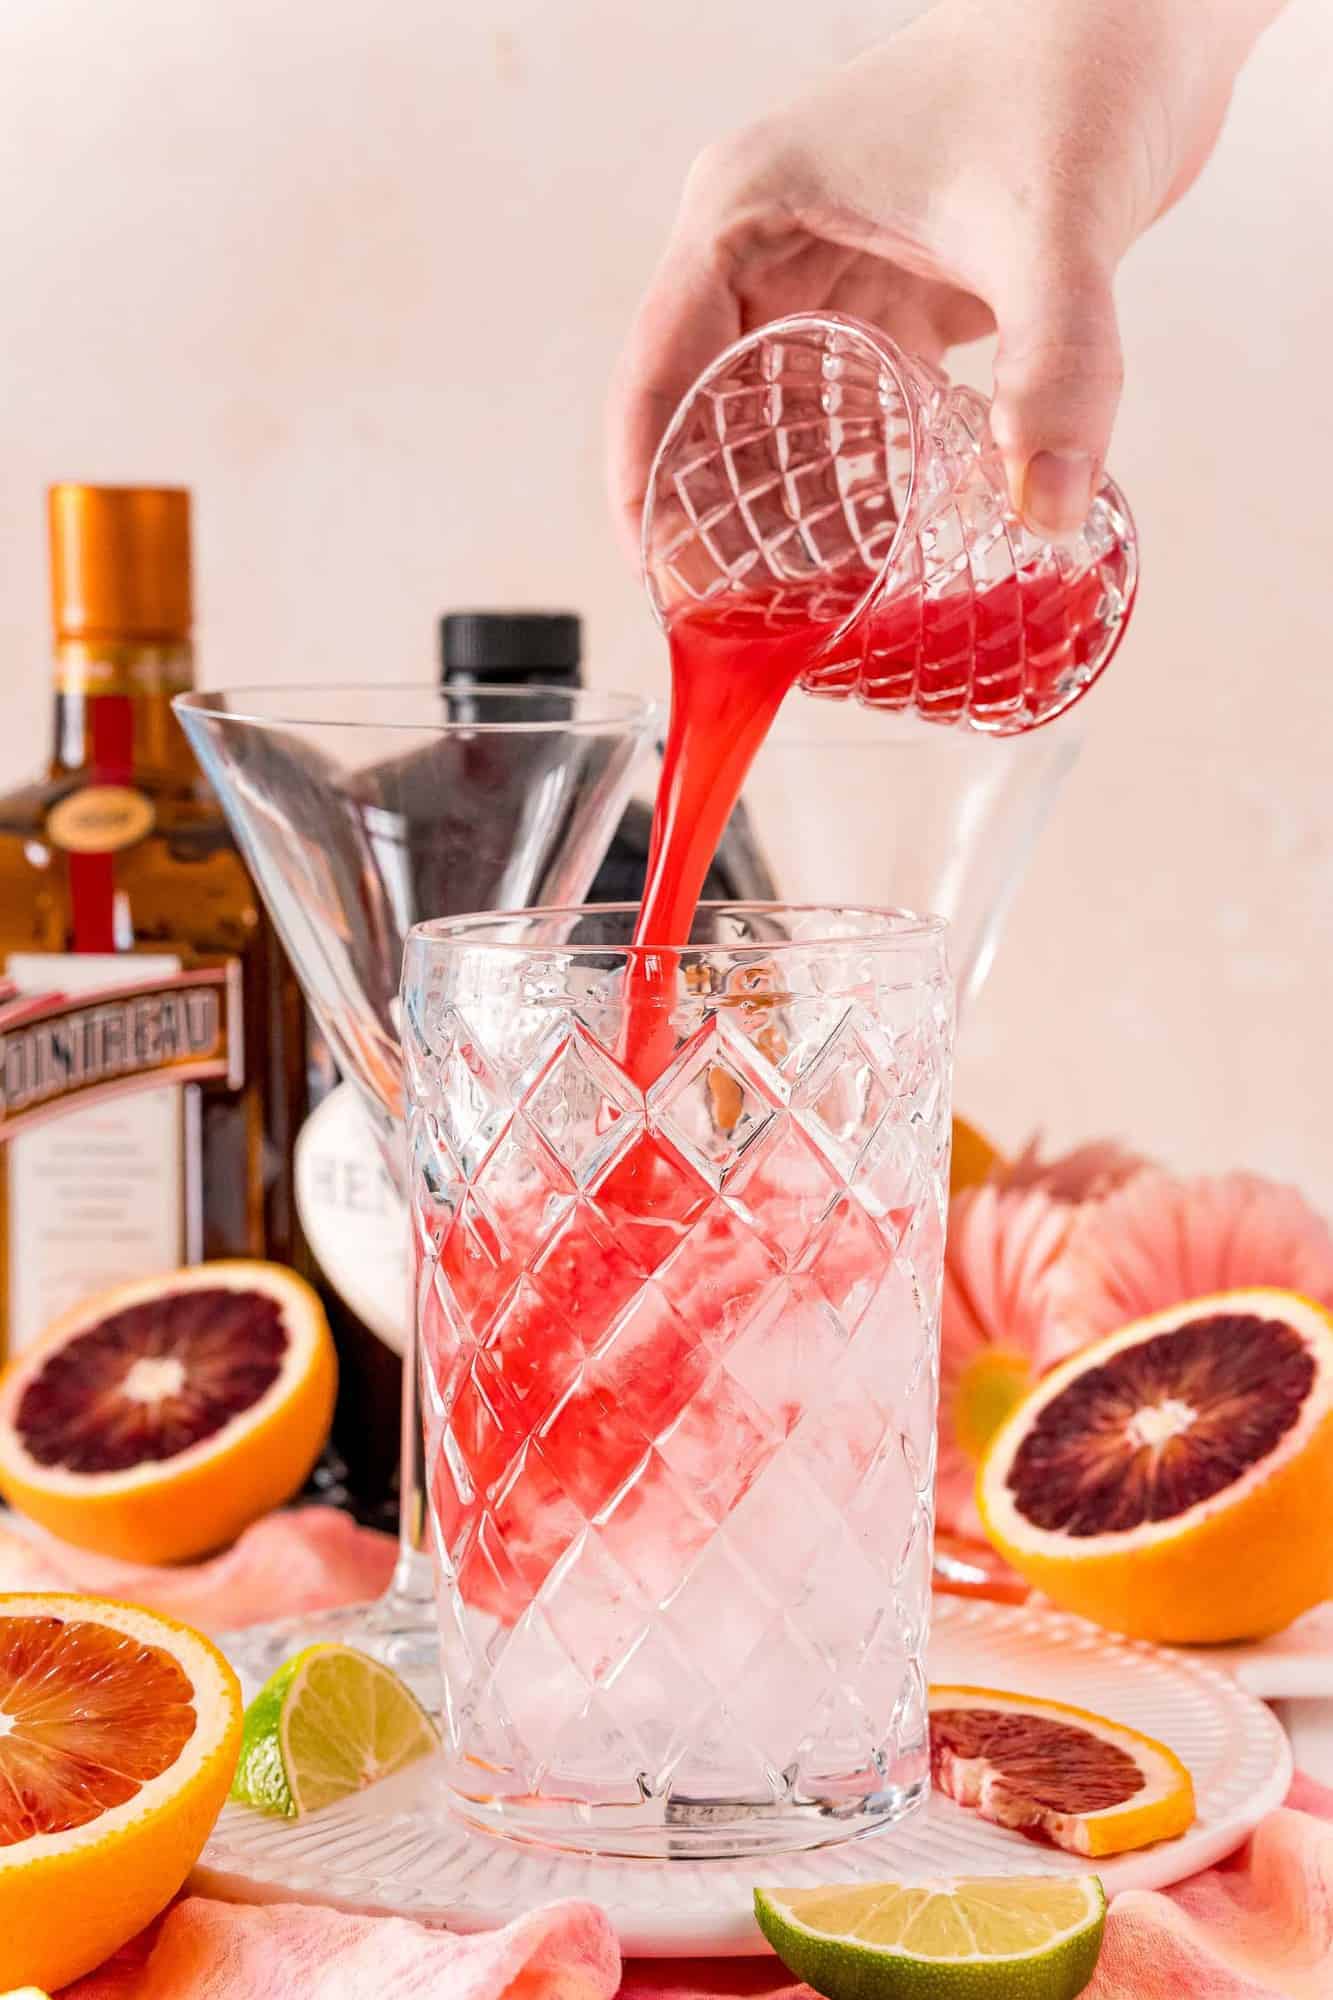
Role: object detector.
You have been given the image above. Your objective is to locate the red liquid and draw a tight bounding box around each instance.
[634,609,811,949]
[427,561,1108,1626]
[623,552,1109,1075]
[424,600,825,1622]
[798,560,1112,726]
[619,599,814,1082]
[639,555,1115,948]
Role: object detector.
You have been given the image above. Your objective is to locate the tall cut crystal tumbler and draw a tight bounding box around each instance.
[402,904,953,1858]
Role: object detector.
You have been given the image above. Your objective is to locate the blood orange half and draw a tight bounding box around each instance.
[0,1593,241,1991]
[929,1685,1195,1856]
[978,1287,1333,1642]
[0,1262,336,1564]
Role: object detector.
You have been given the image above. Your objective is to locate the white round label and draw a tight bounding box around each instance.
[294,1082,407,1355]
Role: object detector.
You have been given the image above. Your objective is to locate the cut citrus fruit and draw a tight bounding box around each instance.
[231,1642,439,1817]
[951,1116,1003,1198]
[0,1261,337,1564]
[929,1686,1194,1856]
[0,1592,241,1992]
[978,1287,1333,1641]
[755,1874,1105,2000]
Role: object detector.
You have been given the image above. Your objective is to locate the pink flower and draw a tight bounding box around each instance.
[998,1136,1147,1204]
[936,1183,1071,1538]
[1046,1168,1333,1359]
[935,1133,1143,1537]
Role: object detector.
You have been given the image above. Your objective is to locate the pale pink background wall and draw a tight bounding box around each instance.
[1,1,1330,1204]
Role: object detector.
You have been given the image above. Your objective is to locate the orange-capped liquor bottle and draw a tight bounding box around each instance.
[0,486,307,1356]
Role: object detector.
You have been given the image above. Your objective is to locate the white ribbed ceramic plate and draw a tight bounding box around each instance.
[1195,1600,1333,1700]
[196,1597,1290,1955]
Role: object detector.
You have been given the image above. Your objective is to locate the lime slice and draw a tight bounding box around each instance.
[230,1643,439,1817]
[755,1876,1106,2000]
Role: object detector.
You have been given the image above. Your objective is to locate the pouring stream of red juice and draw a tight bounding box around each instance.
[622,551,1107,1081]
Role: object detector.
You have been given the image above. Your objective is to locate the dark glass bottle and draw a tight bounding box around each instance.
[438,611,778,906]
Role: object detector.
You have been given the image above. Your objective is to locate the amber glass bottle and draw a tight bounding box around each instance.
[0,486,306,1357]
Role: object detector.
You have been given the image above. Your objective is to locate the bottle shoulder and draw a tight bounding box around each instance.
[0,762,222,831]
[0,769,66,834]
[0,775,259,961]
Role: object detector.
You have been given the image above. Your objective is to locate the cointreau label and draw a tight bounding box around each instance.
[1,955,245,1354]
[0,962,242,1139]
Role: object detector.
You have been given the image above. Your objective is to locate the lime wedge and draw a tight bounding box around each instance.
[755,1876,1106,2000]
[230,1643,439,1817]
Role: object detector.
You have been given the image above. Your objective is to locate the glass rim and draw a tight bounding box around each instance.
[753,710,1085,755]
[639,309,918,640]
[406,900,949,959]
[173,683,660,738]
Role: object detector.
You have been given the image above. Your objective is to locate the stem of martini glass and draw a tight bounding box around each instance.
[392,1271,432,1606]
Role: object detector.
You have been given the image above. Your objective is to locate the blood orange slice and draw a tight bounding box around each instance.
[0,1262,336,1564]
[929,1685,1195,1856]
[978,1287,1333,1642]
[0,1593,241,1991]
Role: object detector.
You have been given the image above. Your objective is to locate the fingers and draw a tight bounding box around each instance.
[607,127,798,561]
[823,257,995,369]
[987,262,1124,539]
[605,231,741,565]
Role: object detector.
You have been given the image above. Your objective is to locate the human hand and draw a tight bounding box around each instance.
[609,0,1282,553]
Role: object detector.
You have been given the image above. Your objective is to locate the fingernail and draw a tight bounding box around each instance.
[1021,451,1097,539]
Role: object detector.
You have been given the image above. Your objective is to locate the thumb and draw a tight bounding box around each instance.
[988,263,1123,539]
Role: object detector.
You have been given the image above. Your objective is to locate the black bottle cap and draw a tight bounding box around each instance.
[439,611,582,686]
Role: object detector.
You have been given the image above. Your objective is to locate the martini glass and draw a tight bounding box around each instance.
[174,683,658,1682]
[736,701,1078,1013]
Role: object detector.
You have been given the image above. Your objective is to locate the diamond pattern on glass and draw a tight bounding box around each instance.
[405,923,951,1850]
[642,313,1137,735]
[519,1026,641,1182]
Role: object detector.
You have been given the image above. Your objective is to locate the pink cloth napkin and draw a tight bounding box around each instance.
[66,1898,621,2000]
[0,1505,396,1628]
[58,1789,1333,2000]
[0,1505,1322,1999]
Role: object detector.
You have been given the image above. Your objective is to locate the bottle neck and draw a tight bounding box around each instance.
[51,638,196,781]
